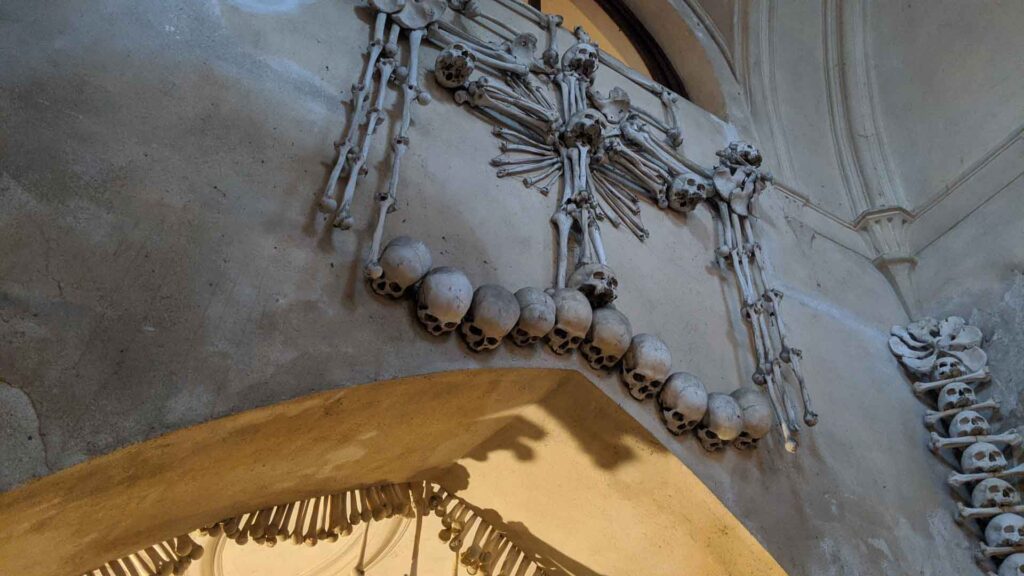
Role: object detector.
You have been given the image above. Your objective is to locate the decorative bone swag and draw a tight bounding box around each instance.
[313,0,816,452]
[889,316,1024,574]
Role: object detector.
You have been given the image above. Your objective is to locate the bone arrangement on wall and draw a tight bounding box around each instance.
[78,481,557,576]
[890,317,1024,575]
[313,0,816,452]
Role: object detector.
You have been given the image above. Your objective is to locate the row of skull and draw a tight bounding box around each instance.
[892,319,1024,574]
[368,235,775,451]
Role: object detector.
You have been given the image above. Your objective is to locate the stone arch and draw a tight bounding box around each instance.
[0,368,785,576]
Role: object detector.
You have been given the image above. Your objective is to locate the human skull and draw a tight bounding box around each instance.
[948,410,990,438]
[972,478,1020,508]
[546,288,593,354]
[667,172,708,214]
[731,387,774,450]
[938,381,977,411]
[416,267,473,336]
[960,442,1007,474]
[696,393,744,452]
[732,141,762,167]
[460,285,520,352]
[511,287,555,346]
[986,513,1024,548]
[562,108,607,149]
[657,372,708,435]
[999,553,1024,576]
[435,43,476,88]
[368,236,432,298]
[561,41,599,79]
[620,333,672,400]
[580,307,632,370]
[568,262,618,308]
[933,356,965,381]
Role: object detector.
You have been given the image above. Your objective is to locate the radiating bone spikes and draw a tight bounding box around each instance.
[500,141,554,155]
[449,512,479,552]
[319,12,388,215]
[958,502,1024,523]
[925,399,1001,427]
[931,430,1022,453]
[912,368,992,396]
[495,157,560,178]
[949,464,1024,489]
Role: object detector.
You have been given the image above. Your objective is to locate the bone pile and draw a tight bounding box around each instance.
[313,0,816,452]
[79,481,552,576]
[889,317,1024,574]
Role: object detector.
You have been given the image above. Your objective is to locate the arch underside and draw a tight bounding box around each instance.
[0,368,786,576]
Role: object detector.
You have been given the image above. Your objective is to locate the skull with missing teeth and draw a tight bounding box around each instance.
[460,284,521,352]
[937,381,976,411]
[546,288,593,354]
[948,410,989,438]
[416,267,473,336]
[960,441,1007,474]
[561,41,599,79]
[368,236,432,298]
[620,333,672,400]
[972,478,1020,508]
[580,307,632,370]
[731,387,773,450]
[511,287,556,346]
[932,356,965,381]
[986,513,1024,548]
[667,172,708,214]
[657,372,708,435]
[568,263,618,308]
[696,393,744,452]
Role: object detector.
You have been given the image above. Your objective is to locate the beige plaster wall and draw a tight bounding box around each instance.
[0,0,980,574]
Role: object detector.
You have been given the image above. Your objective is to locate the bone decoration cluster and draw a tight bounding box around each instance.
[313,0,815,452]
[889,316,1024,575]
[79,481,553,576]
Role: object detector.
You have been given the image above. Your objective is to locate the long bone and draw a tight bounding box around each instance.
[930,430,1022,453]
[619,119,687,176]
[592,166,643,211]
[913,368,992,396]
[365,28,428,278]
[523,161,562,193]
[589,218,607,264]
[958,502,1024,523]
[457,82,552,135]
[477,81,557,122]
[428,23,520,67]
[978,542,1024,560]
[320,12,388,215]
[925,399,1001,427]
[500,141,554,156]
[499,546,523,576]
[461,518,493,569]
[552,157,574,288]
[949,464,1024,488]
[449,511,479,552]
[334,23,401,229]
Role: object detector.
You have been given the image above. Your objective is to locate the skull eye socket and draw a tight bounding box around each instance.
[975,452,986,461]
[484,337,498,346]
[671,411,684,421]
[1007,526,1017,534]
[469,325,483,336]
[424,313,439,323]
[705,430,719,440]
[992,485,1002,493]
[593,271,606,280]
[609,278,618,289]
[553,328,568,339]
[946,389,956,396]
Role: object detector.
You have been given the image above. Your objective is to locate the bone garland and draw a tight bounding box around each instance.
[891,318,1024,573]
[79,536,203,576]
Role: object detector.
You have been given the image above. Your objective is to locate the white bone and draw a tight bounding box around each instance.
[930,430,1021,453]
[949,464,1024,488]
[925,398,1000,427]
[958,502,1024,523]
[912,368,991,396]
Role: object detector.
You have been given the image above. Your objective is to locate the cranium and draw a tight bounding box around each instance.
[972,478,1020,508]
[435,43,476,88]
[368,236,432,298]
[696,393,744,452]
[561,41,599,79]
[562,108,607,149]
[620,333,672,400]
[960,442,1007,474]
[999,553,1024,576]
[657,372,708,435]
[948,410,990,438]
[731,387,773,450]
[667,172,708,214]
[416,267,473,336]
[460,285,520,352]
[730,141,762,167]
[932,356,965,381]
[938,381,977,411]
[546,288,593,354]
[511,287,556,346]
[580,307,632,370]
[568,262,618,307]
[986,513,1024,548]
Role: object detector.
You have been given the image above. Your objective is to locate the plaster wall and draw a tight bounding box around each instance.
[0,0,980,574]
